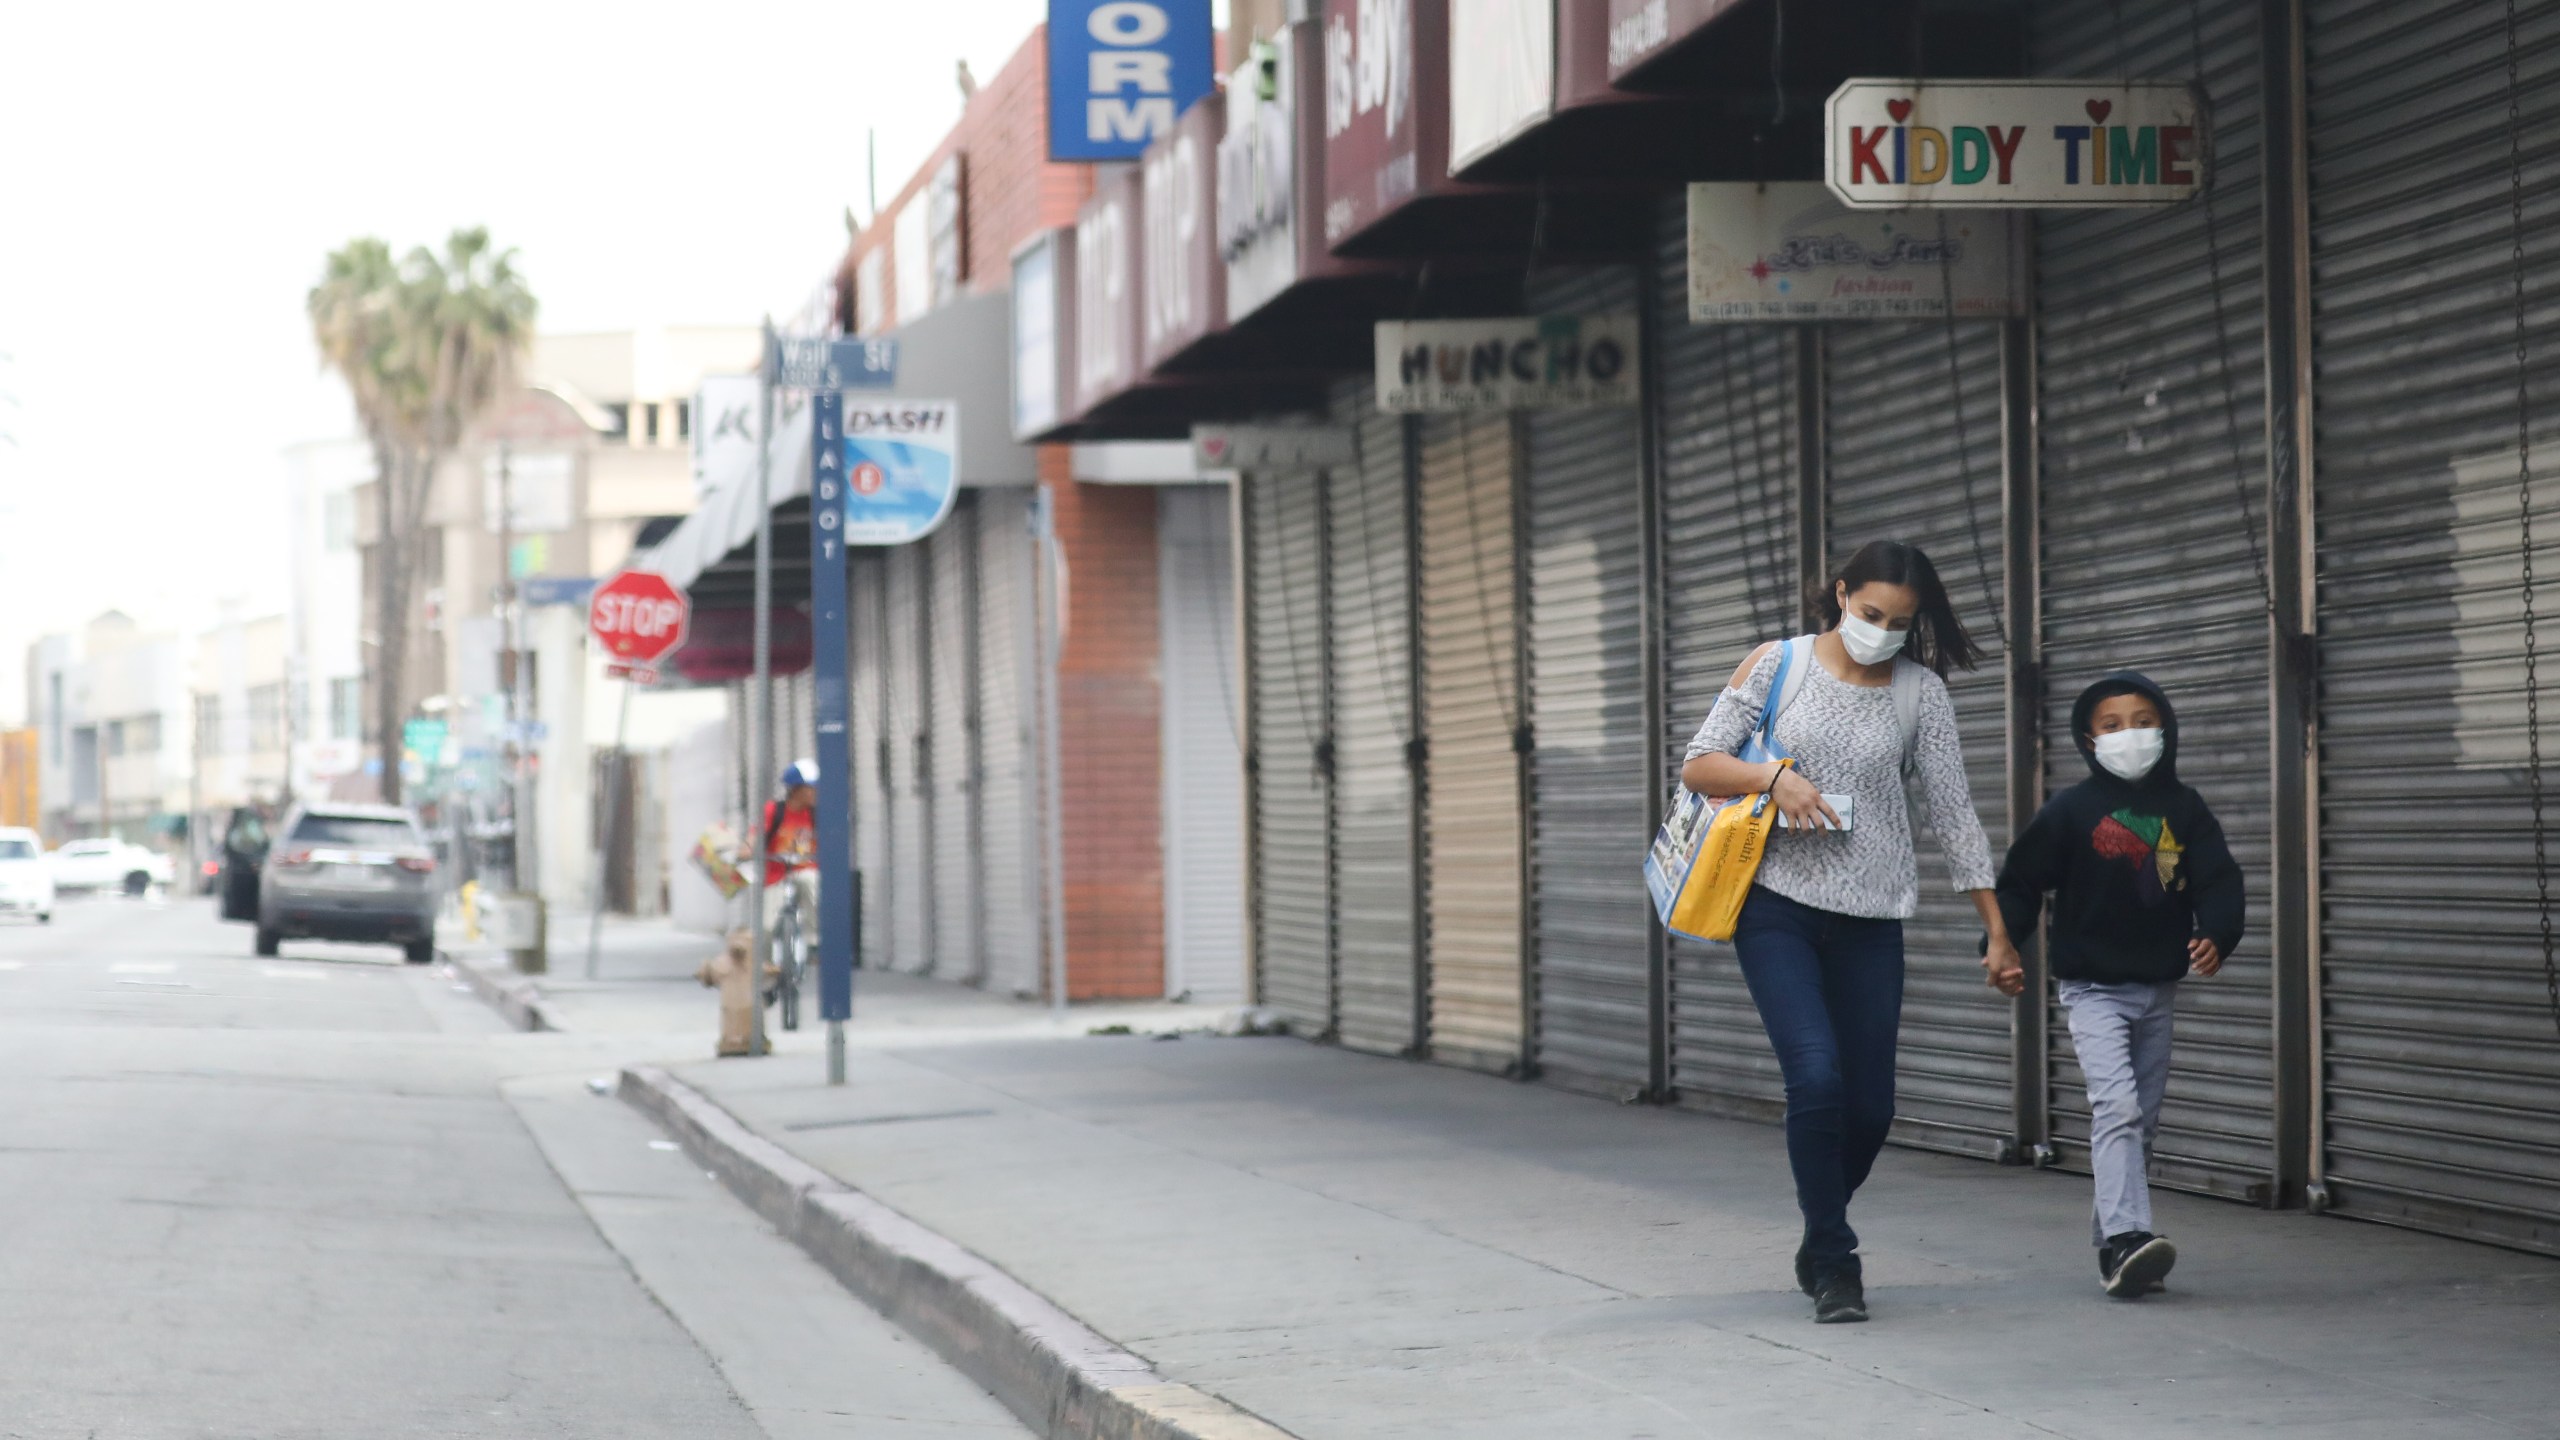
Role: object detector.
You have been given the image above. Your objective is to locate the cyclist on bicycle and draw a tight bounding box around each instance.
[759,759,821,966]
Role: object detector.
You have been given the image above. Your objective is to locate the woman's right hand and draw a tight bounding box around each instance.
[1769,764,1842,832]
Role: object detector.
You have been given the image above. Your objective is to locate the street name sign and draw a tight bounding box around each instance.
[1825,79,2209,209]
[766,336,900,391]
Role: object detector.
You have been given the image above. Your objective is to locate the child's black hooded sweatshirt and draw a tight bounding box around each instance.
[1994,673,2247,984]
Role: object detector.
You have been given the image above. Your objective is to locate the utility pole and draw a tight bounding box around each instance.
[746,318,776,1058]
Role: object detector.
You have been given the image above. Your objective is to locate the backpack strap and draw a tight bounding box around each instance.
[1771,635,1818,729]
[1890,659,1926,775]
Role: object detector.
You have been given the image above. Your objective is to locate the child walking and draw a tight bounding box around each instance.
[1990,672,2245,1297]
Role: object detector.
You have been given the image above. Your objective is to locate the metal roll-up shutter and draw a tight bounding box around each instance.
[2307,0,2560,1252]
[852,555,891,972]
[1523,264,1652,1098]
[1246,467,1335,1034]
[976,489,1042,997]
[1823,319,2013,1157]
[884,543,933,973]
[1655,195,1801,1120]
[1330,384,1420,1055]
[928,499,982,982]
[2033,0,2276,1203]
[1160,484,1248,1005]
[1419,411,1525,1072]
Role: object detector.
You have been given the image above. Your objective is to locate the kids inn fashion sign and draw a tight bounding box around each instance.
[1825,79,2210,210]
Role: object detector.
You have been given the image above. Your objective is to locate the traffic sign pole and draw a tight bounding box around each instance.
[811,392,856,1087]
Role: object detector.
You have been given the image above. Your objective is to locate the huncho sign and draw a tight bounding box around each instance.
[1825,79,2209,209]
[1688,182,2024,321]
[1374,316,1641,412]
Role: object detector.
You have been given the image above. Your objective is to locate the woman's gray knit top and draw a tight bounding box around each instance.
[1684,643,1997,920]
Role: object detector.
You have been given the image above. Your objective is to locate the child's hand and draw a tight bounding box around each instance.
[2188,937,2223,977]
[1981,935,2027,997]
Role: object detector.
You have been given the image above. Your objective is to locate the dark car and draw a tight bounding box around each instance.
[255,804,439,964]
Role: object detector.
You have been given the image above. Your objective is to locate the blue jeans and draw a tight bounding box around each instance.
[1731,885,1906,1265]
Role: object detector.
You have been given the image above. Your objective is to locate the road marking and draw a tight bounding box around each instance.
[108,962,175,974]
[259,967,329,982]
[116,978,195,989]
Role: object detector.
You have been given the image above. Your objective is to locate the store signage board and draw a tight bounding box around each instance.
[1141,92,1224,371]
[1217,35,1302,319]
[1011,232,1070,439]
[693,374,760,500]
[1047,0,1217,161]
[834,401,961,547]
[1447,0,1554,174]
[1688,182,2024,321]
[1072,170,1141,415]
[1826,79,2209,209]
[1320,0,1438,246]
[1191,423,1358,471]
[1374,316,1641,412]
[1605,0,1748,82]
[767,336,900,390]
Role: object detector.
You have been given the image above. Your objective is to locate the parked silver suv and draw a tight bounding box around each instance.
[254,804,439,964]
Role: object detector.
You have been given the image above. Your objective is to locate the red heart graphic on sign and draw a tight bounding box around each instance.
[1203,436,1229,461]
[1886,98,1913,123]
[2085,98,2112,123]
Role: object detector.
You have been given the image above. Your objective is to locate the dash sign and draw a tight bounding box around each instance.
[1048,0,1216,162]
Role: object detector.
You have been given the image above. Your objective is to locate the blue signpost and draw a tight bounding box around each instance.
[806,376,960,1084]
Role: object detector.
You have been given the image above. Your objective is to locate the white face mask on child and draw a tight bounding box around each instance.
[2093,727,2166,782]
[1837,613,1906,666]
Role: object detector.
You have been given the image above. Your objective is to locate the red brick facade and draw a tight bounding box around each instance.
[1043,447,1165,999]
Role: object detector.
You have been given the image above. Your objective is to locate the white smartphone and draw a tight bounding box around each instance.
[1774,794,1856,832]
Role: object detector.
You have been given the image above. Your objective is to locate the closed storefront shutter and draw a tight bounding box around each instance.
[2306,0,2560,1251]
[1524,264,1654,1098]
[1419,411,1526,1072]
[1159,484,1248,1005]
[1654,196,1801,1120]
[2033,0,2277,1203]
[852,556,892,973]
[976,489,1043,998]
[1331,387,1421,1055]
[1823,318,2013,1156]
[884,543,933,974]
[1245,467,1335,1033]
[928,499,982,983]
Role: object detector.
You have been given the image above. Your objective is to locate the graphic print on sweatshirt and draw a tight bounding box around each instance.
[2089,810,2185,906]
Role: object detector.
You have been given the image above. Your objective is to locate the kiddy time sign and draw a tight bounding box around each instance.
[1825,79,2208,209]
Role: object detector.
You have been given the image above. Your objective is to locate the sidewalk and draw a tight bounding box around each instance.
[466,918,2560,1438]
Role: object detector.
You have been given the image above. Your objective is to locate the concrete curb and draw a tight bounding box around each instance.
[448,952,557,1032]
[618,1065,1298,1440]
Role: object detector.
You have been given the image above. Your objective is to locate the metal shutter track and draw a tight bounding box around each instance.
[2033,0,2277,1202]
[1159,485,1248,1005]
[1525,265,1653,1097]
[1420,412,1526,1071]
[852,556,892,974]
[884,544,933,974]
[1655,195,1800,1120]
[975,490,1042,997]
[1248,468,1336,1034]
[1330,385,1420,1055]
[1823,318,2014,1157]
[929,499,982,982]
[2306,0,2560,1251]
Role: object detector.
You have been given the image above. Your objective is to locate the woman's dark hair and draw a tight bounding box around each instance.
[1811,540,1984,678]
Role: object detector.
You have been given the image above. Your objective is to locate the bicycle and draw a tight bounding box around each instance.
[767,878,811,1032]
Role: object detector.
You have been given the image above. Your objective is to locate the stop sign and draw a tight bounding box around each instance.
[589,569,691,665]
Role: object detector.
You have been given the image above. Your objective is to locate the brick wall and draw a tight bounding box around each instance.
[1043,446,1165,999]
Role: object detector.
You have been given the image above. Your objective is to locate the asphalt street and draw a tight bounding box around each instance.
[0,894,1028,1439]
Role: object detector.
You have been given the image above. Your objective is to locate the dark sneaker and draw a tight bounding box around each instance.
[1794,1245,1816,1297]
[1811,1262,1868,1324]
[2099,1231,2177,1298]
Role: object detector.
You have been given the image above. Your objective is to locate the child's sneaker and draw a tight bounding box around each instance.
[2099,1231,2177,1298]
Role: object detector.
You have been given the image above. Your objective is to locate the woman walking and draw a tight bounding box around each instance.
[1681,540,2025,1325]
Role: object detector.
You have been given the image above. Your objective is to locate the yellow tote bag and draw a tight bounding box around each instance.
[1645,637,1804,943]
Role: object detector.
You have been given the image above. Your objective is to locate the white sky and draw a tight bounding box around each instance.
[0,0,1056,724]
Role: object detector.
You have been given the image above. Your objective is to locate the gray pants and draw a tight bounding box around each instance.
[2060,978,2178,1245]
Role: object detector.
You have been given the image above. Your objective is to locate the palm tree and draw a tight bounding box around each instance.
[309,229,535,803]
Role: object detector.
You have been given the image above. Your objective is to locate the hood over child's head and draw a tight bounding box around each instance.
[2071,671,2181,784]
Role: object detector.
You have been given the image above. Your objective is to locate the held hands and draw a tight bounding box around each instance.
[2188,937,2224,977]
[1769,763,1843,832]
[1980,933,2027,997]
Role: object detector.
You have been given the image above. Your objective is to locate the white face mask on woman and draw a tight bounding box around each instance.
[2092,726,2166,782]
[1837,612,1906,666]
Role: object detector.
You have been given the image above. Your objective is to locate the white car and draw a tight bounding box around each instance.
[0,828,52,922]
[46,837,173,895]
